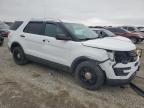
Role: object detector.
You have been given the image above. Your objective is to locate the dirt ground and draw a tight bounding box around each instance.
[0,38,144,108]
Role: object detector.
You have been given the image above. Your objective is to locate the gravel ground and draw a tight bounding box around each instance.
[0,38,144,108]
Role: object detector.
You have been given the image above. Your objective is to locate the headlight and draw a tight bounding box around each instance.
[107,51,115,61]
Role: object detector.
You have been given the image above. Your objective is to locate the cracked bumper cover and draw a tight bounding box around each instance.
[99,57,140,86]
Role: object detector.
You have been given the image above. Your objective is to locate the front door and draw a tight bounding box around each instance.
[41,22,73,65]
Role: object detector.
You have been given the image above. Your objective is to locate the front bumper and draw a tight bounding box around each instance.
[106,71,136,86]
[99,56,140,85]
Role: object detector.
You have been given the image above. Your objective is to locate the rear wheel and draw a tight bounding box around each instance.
[75,61,105,90]
[13,47,28,65]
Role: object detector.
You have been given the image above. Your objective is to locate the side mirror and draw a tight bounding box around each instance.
[56,34,71,40]
[99,31,106,37]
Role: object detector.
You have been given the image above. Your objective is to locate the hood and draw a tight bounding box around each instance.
[116,36,131,42]
[82,36,136,51]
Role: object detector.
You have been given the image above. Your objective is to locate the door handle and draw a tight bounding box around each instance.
[43,39,50,42]
[20,35,26,38]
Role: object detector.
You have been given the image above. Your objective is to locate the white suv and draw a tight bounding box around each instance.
[8,19,140,90]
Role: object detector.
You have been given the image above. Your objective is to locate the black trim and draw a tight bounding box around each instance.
[71,56,109,72]
[98,58,110,64]
[106,72,136,86]
[23,21,45,35]
[113,67,131,76]
[26,54,70,72]
[26,55,109,74]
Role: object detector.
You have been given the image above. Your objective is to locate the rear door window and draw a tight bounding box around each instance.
[24,22,43,35]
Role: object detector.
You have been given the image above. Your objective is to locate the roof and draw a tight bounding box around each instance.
[29,18,62,22]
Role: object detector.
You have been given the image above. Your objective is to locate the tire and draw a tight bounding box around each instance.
[12,47,28,65]
[130,38,138,44]
[75,61,105,90]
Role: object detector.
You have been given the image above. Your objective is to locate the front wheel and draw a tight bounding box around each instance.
[75,61,105,90]
[13,47,28,65]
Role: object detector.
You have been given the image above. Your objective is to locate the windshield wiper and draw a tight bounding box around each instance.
[79,37,98,41]
[98,35,114,38]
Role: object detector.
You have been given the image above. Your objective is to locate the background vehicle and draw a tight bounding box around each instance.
[0,21,9,37]
[90,28,115,37]
[105,27,144,43]
[10,21,23,31]
[139,28,144,32]
[121,26,139,32]
[137,26,144,29]
[8,19,140,90]
[0,29,9,37]
[91,28,131,42]
[121,26,144,38]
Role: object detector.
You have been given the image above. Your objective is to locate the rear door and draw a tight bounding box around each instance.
[21,21,46,58]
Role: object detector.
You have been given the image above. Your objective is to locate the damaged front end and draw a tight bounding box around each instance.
[99,49,141,86]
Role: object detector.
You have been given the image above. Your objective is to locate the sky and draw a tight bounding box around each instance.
[0,0,144,26]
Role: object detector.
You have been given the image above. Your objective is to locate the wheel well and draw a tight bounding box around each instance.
[71,57,107,84]
[10,42,21,52]
[71,57,91,72]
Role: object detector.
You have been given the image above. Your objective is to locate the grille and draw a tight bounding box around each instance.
[115,51,137,64]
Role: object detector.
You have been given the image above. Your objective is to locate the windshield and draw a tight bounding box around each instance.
[103,29,115,36]
[63,23,99,40]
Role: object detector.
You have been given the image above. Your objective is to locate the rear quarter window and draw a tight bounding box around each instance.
[10,21,23,30]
